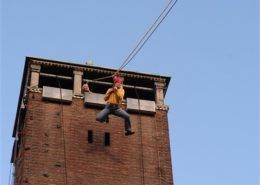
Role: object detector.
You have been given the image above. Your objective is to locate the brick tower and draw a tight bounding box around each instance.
[11,57,173,185]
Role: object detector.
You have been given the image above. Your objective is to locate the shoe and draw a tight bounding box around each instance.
[105,116,109,123]
[125,131,135,136]
[100,117,109,124]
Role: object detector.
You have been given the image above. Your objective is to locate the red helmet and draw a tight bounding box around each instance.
[113,76,124,84]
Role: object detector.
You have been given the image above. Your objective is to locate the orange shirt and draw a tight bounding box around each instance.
[104,87,124,105]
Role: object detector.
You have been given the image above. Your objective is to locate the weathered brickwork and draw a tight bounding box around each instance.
[15,92,173,185]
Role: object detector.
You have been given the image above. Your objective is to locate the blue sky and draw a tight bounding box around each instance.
[1,0,259,185]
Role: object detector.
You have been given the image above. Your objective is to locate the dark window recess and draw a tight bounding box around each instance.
[87,130,93,143]
[41,65,73,77]
[104,132,110,146]
[39,76,73,90]
[125,88,155,101]
[38,65,73,89]
[87,83,108,94]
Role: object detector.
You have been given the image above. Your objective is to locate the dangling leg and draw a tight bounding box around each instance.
[114,108,135,136]
[96,104,111,123]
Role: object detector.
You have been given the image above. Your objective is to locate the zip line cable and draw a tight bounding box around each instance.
[116,0,178,73]
[56,77,68,185]
[92,0,178,82]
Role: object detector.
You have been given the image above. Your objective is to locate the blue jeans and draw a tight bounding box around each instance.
[96,104,132,132]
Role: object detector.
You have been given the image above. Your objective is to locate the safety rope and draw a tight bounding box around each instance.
[17,131,26,184]
[12,88,32,185]
[14,106,28,184]
[8,162,12,185]
[134,86,166,184]
[56,77,68,185]
[12,79,68,185]
[133,87,145,185]
[11,101,25,184]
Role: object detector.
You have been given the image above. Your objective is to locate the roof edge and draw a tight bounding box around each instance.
[26,56,171,81]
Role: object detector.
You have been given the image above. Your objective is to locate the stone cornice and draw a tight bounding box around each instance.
[73,70,84,75]
[30,59,166,82]
[154,81,166,89]
[30,64,41,72]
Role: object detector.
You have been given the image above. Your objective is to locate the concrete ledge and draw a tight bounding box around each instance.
[42,86,73,103]
[84,92,106,107]
[126,98,156,115]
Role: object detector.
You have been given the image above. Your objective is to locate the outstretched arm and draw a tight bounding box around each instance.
[104,88,114,101]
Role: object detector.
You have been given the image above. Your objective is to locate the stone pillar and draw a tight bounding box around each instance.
[73,70,83,96]
[30,64,41,88]
[154,81,166,106]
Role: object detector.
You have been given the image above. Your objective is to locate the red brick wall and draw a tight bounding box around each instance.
[15,92,173,185]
